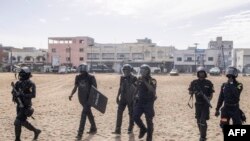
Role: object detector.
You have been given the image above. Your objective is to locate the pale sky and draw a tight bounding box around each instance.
[1,0,250,49]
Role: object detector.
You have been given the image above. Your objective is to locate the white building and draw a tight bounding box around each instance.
[174,47,221,73]
[9,47,48,65]
[86,38,175,72]
[208,37,233,69]
[232,48,250,72]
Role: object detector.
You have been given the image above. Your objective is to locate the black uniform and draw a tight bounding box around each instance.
[114,75,137,133]
[133,76,157,141]
[216,81,243,127]
[74,73,97,136]
[188,79,214,140]
[12,80,40,141]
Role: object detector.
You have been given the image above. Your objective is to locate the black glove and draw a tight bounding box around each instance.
[16,92,24,97]
[215,110,220,117]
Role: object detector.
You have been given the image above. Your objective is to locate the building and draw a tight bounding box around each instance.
[174,47,220,73]
[9,47,48,65]
[232,48,250,72]
[48,36,94,67]
[208,37,233,69]
[48,37,175,72]
[86,38,175,72]
[0,44,3,65]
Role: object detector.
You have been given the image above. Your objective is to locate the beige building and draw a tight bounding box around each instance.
[86,38,175,72]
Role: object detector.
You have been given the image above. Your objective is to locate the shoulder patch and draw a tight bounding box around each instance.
[237,83,243,90]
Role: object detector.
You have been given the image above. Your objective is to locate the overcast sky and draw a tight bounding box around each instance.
[1,0,250,49]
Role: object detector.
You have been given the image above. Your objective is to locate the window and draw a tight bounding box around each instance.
[117,53,130,60]
[79,48,84,52]
[102,53,114,60]
[186,57,192,61]
[177,57,182,61]
[80,57,84,61]
[52,48,56,53]
[66,48,70,52]
[79,40,84,44]
[208,57,213,61]
[132,53,144,60]
[87,53,100,60]
[66,57,71,61]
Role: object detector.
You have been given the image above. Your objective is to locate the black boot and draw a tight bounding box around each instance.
[76,132,83,141]
[33,129,41,140]
[87,127,97,134]
[112,128,121,135]
[15,125,22,141]
[127,126,133,134]
[138,128,147,139]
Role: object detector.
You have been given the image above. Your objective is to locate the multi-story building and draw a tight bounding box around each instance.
[0,44,3,65]
[48,37,175,72]
[86,38,175,72]
[9,47,48,65]
[208,37,233,69]
[48,36,94,67]
[232,48,250,72]
[174,47,221,73]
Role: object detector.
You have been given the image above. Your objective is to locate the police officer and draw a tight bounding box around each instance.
[112,64,137,134]
[215,67,244,129]
[188,66,214,141]
[69,64,97,140]
[133,64,157,141]
[12,67,41,141]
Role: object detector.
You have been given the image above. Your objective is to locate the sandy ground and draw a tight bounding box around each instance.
[0,73,249,141]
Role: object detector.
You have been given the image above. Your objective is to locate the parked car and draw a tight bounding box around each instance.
[209,67,221,76]
[169,68,179,76]
[58,66,69,74]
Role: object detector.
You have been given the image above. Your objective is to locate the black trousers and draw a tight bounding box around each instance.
[115,100,134,131]
[195,103,209,139]
[78,104,96,135]
[14,107,37,141]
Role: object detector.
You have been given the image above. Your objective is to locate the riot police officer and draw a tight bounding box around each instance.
[188,66,214,141]
[112,64,137,134]
[133,64,157,141]
[12,67,41,141]
[215,67,244,129]
[69,64,97,140]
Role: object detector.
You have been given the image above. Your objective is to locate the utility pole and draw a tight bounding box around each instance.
[10,48,13,72]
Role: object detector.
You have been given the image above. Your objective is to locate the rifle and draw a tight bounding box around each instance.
[195,88,213,108]
[11,82,24,108]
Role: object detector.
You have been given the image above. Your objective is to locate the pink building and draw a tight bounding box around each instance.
[48,36,94,67]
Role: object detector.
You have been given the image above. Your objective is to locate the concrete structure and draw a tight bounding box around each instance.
[48,36,94,67]
[86,38,175,72]
[9,47,48,65]
[208,37,233,69]
[232,48,250,72]
[0,44,3,65]
[174,47,221,73]
[48,37,175,72]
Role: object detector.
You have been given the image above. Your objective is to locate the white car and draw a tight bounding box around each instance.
[209,67,221,76]
[170,69,179,76]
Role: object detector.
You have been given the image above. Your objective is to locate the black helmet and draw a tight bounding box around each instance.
[122,64,133,71]
[196,66,207,78]
[225,67,238,78]
[122,64,133,76]
[78,63,88,73]
[140,64,151,77]
[19,67,31,80]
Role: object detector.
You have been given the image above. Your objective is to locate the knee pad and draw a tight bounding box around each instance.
[14,119,22,126]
